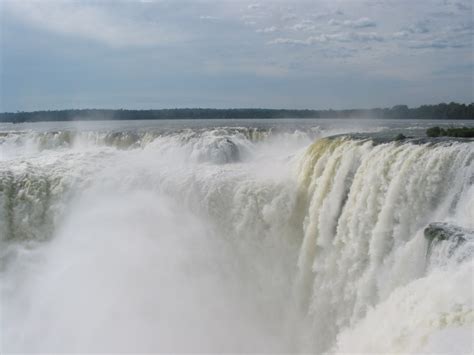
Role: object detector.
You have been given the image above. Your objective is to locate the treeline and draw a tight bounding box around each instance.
[1,102,473,123]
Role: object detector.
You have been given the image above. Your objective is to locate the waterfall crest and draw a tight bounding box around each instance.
[1,125,473,353]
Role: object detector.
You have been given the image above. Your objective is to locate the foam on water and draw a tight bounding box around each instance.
[1,121,473,353]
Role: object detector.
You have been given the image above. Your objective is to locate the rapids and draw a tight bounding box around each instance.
[0,119,473,353]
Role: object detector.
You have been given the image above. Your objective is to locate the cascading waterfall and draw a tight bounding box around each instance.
[0,123,472,353]
[294,137,473,352]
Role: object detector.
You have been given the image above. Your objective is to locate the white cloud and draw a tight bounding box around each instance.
[329,17,376,28]
[4,1,185,47]
[348,17,377,28]
[267,38,309,45]
[320,32,383,43]
[268,31,383,46]
[248,3,261,10]
[345,32,383,42]
[290,21,316,32]
[406,21,430,34]
[200,16,219,21]
[257,26,277,33]
[392,31,409,39]
[3,0,472,106]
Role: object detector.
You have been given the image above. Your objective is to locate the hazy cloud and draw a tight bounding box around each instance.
[329,17,376,28]
[200,16,219,21]
[268,32,383,46]
[2,0,472,110]
[257,26,277,33]
[290,21,317,32]
[454,1,471,11]
[248,3,261,10]
[4,1,185,47]
[281,13,298,22]
[406,21,430,34]
[408,40,468,49]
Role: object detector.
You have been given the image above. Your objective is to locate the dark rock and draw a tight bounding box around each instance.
[424,222,470,244]
[424,222,474,263]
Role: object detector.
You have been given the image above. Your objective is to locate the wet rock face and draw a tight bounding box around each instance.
[424,223,474,266]
[394,133,406,141]
[424,222,470,244]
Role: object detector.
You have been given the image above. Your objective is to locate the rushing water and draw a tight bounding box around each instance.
[1,119,473,353]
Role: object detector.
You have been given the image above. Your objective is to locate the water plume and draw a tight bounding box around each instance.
[1,123,473,353]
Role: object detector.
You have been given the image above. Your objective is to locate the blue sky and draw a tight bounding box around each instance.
[0,0,472,111]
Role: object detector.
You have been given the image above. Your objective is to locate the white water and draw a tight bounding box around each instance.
[1,120,473,353]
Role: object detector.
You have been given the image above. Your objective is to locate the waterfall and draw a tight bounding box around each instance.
[1,126,472,353]
[294,137,473,352]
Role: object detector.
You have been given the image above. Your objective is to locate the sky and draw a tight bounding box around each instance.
[0,0,473,111]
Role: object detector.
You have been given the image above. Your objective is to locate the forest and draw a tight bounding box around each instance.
[1,102,473,123]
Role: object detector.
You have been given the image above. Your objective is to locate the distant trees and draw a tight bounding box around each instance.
[411,102,474,119]
[390,105,410,118]
[1,102,473,123]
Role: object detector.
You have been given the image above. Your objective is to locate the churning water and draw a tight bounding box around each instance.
[1,119,473,353]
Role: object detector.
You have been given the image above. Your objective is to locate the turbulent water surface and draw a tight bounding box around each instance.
[1,118,473,353]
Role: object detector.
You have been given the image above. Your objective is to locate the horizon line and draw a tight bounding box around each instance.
[2,101,474,115]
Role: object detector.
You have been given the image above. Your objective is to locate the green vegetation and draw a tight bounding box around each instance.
[426,126,474,138]
[1,102,473,123]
